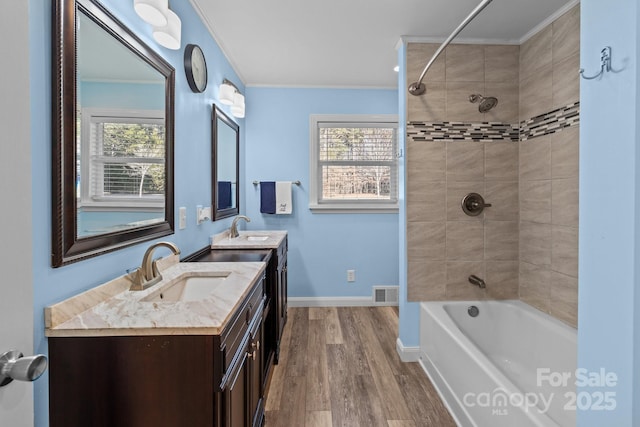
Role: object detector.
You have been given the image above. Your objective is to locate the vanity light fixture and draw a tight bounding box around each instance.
[134,0,169,26]
[231,93,245,118]
[134,0,181,50]
[152,8,181,50]
[219,79,245,118]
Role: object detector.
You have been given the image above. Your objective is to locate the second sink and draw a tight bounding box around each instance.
[142,271,231,302]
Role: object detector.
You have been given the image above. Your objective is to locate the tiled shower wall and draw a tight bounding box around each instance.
[518,6,580,327]
[406,43,521,302]
[405,5,580,327]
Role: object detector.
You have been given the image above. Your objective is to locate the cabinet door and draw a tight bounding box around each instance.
[223,351,248,427]
[248,315,264,427]
[278,253,288,333]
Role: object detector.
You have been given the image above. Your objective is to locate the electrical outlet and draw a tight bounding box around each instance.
[179,207,187,229]
[347,270,356,282]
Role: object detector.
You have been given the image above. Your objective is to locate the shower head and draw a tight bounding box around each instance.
[469,94,498,113]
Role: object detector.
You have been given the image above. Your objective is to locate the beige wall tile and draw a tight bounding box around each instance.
[551,126,580,179]
[551,225,578,277]
[552,177,579,226]
[446,181,485,221]
[520,137,551,181]
[520,26,552,81]
[520,180,552,224]
[446,261,486,299]
[482,82,519,124]
[446,141,485,182]
[407,222,446,261]
[408,83,446,122]
[446,221,484,260]
[519,261,551,313]
[550,271,578,327]
[446,44,485,82]
[553,53,580,109]
[485,142,519,181]
[520,221,552,266]
[486,221,519,260]
[407,141,446,182]
[408,261,446,301]
[485,181,519,221]
[486,261,519,299]
[446,82,486,122]
[552,5,580,65]
[407,183,446,222]
[485,45,519,83]
[407,43,445,83]
[519,64,553,120]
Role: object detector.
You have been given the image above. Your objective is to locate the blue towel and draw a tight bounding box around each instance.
[260,181,276,214]
[218,181,232,209]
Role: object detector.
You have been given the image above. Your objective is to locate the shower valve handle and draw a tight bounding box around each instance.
[461,193,491,216]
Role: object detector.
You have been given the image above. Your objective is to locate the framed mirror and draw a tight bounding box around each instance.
[52,0,175,267]
[211,104,239,220]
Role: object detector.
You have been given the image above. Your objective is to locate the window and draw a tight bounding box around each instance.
[79,108,165,211]
[309,114,399,213]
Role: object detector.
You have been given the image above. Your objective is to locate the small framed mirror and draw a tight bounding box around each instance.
[211,104,239,220]
[52,0,175,267]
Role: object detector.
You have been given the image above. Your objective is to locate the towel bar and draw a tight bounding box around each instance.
[253,180,301,186]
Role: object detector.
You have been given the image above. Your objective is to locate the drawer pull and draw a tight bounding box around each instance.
[247,340,260,360]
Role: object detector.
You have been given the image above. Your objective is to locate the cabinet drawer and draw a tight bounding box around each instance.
[219,276,264,385]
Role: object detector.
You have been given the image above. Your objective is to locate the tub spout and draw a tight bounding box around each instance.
[468,275,486,289]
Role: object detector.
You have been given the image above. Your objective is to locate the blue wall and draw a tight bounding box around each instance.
[244,87,399,299]
[29,1,244,425]
[579,0,640,424]
[396,41,420,348]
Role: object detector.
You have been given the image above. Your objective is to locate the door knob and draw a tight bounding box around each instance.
[0,350,48,387]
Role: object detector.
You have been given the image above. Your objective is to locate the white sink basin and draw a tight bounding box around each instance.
[246,235,269,242]
[142,271,231,302]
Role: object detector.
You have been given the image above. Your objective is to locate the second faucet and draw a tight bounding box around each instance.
[230,215,251,238]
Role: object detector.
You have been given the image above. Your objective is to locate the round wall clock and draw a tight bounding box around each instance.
[184,44,207,93]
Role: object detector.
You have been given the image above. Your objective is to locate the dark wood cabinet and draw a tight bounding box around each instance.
[184,236,288,388]
[49,277,265,427]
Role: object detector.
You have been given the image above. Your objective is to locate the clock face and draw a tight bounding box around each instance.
[185,44,207,93]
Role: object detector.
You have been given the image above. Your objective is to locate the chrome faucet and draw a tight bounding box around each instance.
[229,215,251,238]
[131,241,181,291]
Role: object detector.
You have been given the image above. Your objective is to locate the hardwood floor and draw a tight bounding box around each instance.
[264,307,456,427]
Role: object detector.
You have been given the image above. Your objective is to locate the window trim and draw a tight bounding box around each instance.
[80,107,166,210]
[309,114,399,213]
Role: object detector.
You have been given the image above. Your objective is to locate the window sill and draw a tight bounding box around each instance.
[309,203,399,214]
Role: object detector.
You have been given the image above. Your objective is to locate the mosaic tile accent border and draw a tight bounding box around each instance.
[519,102,580,141]
[407,122,519,142]
[406,101,580,143]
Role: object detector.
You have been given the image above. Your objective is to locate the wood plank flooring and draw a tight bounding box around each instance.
[264,307,456,427]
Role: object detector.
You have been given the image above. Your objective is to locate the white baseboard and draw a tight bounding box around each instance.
[288,296,375,307]
[396,338,420,362]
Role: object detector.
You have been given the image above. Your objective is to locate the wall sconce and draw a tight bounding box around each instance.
[219,79,245,118]
[134,0,181,50]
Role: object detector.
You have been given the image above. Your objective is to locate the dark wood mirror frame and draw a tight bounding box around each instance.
[52,0,175,267]
[211,104,240,221]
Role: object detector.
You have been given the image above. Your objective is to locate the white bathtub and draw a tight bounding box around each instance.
[419,300,577,427]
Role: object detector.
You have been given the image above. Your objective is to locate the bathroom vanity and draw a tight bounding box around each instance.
[202,230,288,368]
[45,232,287,427]
[45,231,288,427]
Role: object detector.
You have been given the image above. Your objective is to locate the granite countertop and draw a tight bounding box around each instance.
[45,255,266,337]
[211,230,287,249]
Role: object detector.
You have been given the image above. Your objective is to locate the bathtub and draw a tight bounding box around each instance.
[419,300,576,427]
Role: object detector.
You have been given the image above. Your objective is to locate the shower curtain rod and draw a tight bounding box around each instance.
[408,0,494,96]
